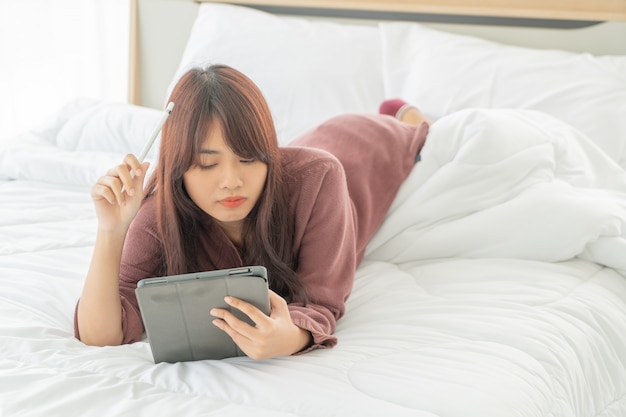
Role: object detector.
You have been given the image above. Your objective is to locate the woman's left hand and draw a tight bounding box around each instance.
[211,290,313,360]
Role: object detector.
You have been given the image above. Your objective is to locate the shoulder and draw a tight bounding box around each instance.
[279,147,349,210]
[280,146,344,179]
[280,147,348,197]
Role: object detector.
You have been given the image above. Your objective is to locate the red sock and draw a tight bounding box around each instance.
[378,99,408,117]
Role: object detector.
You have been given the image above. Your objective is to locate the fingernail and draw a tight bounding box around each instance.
[224,296,233,304]
[135,168,142,176]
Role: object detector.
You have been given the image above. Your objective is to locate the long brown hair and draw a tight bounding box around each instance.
[144,65,304,302]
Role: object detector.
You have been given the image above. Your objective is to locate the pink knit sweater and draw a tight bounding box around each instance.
[75,114,428,352]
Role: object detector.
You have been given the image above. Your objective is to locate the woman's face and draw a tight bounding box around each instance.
[183,124,268,237]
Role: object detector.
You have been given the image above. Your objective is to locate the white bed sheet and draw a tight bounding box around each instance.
[1,105,626,417]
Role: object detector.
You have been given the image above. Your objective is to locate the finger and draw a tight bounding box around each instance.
[116,163,137,197]
[99,172,128,205]
[123,154,143,177]
[106,155,143,197]
[126,161,150,200]
[211,307,255,340]
[268,290,290,318]
[90,182,118,205]
[270,290,291,320]
[93,172,126,205]
[211,315,249,343]
[132,161,151,189]
[224,296,271,328]
[212,317,262,359]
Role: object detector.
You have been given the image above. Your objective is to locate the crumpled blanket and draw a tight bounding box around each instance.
[366,109,626,276]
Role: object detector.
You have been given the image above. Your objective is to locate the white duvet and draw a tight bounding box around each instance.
[1,105,625,417]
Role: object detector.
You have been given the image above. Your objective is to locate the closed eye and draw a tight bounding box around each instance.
[240,158,256,164]
[198,163,217,170]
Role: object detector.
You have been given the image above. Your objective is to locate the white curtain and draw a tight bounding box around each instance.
[0,0,129,140]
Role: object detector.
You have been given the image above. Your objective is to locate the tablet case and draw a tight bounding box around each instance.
[135,266,270,363]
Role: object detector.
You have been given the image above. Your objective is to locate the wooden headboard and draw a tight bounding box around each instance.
[130,0,626,108]
[201,0,626,22]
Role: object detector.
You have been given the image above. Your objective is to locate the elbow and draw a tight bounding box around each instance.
[75,300,125,346]
[77,324,124,346]
[79,331,124,347]
[76,314,124,346]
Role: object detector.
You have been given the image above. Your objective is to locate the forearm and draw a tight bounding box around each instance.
[76,229,127,346]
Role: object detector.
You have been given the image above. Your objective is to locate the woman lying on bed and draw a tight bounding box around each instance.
[75,64,429,359]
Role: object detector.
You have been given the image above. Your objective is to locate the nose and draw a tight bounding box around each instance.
[219,161,243,190]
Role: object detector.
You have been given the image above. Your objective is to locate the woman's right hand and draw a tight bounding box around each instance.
[91,154,150,232]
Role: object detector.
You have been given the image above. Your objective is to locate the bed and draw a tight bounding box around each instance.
[2,1,626,416]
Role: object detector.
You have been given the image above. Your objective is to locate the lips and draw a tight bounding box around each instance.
[219,196,247,209]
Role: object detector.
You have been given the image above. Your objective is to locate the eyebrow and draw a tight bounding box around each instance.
[199,149,220,155]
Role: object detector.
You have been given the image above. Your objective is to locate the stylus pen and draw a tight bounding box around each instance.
[121,101,174,194]
[137,101,175,162]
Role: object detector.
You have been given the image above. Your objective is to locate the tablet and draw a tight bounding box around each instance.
[135,266,270,363]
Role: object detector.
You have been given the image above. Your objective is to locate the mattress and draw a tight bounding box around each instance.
[1,100,626,416]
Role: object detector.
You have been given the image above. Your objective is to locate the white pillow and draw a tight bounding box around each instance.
[381,22,626,168]
[56,100,161,158]
[169,3,384,145]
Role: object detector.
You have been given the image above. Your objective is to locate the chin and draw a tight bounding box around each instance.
[213,209,250,223]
